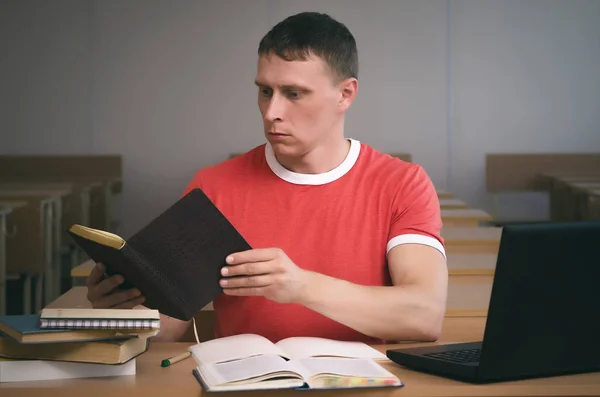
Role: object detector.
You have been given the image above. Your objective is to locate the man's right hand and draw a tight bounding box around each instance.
[86,262,146,309]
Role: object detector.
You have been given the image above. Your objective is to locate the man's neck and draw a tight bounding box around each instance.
[276,137,351,175]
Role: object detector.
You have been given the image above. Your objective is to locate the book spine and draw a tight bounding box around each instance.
[39,319,160,330]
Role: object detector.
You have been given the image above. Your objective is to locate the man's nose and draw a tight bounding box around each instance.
[264,94,285,122]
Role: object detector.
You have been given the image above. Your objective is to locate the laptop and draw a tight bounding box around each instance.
[386,220,600,383]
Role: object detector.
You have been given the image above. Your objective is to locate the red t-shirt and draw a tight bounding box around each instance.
[183,139,444,343]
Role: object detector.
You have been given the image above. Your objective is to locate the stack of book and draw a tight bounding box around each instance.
[0,308,159,382]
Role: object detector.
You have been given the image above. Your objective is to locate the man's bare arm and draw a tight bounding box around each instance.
[298,244,448,341]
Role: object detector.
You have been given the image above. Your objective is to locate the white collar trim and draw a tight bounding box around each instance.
[265,138,361,185]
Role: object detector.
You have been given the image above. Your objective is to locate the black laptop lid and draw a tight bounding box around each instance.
[478,221,600,380]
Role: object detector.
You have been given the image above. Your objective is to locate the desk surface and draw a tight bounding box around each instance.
[70,259,95,278]
[441,227,502,242]
[2,317,599,396]
[447,253,497,269]
[439,198,468,209]
[441,209,493,220]
[436,190,454,199]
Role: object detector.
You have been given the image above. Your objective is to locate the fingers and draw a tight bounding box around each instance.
[86,261,106,287]
[226,248,280,265]
[223,286,267,297]
[93,288,144,309]
[85,261,145,309]
[220,274,273,289]
[87,275,123,303]
[110,295,147,309]
[221,261,274,277]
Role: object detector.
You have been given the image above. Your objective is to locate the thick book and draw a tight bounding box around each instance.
[67,188,252,321]
[0,357,135,382]
[0,333,150,365]
[38,308,160,330]
[189,334,403,391]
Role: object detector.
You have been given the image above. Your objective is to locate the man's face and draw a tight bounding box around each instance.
[254,54,349,158]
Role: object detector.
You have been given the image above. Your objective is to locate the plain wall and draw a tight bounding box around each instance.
[1,0,599,236]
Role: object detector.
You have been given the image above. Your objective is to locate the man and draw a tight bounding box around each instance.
[86,12,448,344]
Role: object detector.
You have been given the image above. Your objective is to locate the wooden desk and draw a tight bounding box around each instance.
[0,187,72,307]
[0,194,55,313]
[1,200,39,312]
[0,202,27,315]
[537,174,600,221]
[447,253,496,271]
[441,209,493,227]
[445,254,496,316]
[439,198,468,209]
[441,227,502,254]
[2,317,599,396]
[0,182,79,229]
[0,182,88,295]
[0,207,7,314]
[566,183,600,221]
[587,189,600,220]
[437,189,454,199]
[448,273,493,315]
[69,259,94,286]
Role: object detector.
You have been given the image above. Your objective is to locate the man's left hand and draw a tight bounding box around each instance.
[220,248,310,304]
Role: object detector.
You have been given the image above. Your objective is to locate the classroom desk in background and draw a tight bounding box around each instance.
[0,203,21,315]
[1,317,598,396]
[441,209,493,227]
[441,226,502,254]
[436,189,454,199]
[535,173,600,221]
[0,187,72,307]
[439,198,468,210]
[587,189,600,219]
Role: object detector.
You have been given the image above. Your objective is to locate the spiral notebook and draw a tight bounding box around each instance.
[39,308,160,330]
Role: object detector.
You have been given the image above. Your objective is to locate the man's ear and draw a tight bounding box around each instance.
[338,78,358,112]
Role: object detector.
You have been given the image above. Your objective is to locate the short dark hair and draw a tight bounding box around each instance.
[258,12,358,81]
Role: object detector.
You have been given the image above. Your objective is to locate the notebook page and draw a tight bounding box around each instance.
[190,334,289,365]
[201,354,303,386]
[296,357,397,379]
[275,337,387,360]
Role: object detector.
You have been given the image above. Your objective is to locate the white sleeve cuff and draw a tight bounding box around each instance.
[386,234,446,259]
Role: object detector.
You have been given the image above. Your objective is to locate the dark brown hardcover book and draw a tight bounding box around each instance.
[67,188,251,321]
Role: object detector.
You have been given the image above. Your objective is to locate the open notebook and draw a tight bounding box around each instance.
[189,334,402,391]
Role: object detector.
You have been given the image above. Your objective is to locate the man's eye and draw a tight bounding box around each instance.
[287,91,302,99]
[260,88,272,97]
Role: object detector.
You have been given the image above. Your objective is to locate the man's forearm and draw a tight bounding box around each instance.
[298,271,445,342]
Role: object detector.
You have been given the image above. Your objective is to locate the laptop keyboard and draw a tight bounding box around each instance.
[424,348,481,363]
